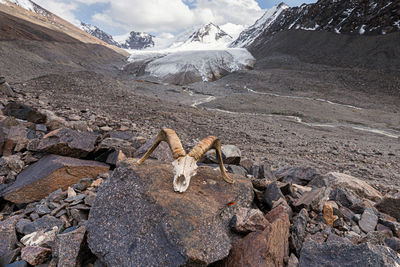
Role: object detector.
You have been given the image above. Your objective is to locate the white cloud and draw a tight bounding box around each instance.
[90,0,263,34]
[34,0,80,26]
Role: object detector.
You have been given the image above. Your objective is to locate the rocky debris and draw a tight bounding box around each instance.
[3,102,46,124]
[230,207,268,234]
[359,208,379,233]
[88,159,254,266]
[202,145,241,165]
[290,209,308,256]
[376,198,400,222]
[0,77,15,97]
[219,206,290,267]
[20,226,58,246]
[21,246,51,265]
[263,182,285,210]
[134,136,174,162]
[275,166,321,186]
[310,172,383,202]
[0,118,35,157]
[54,226,88,267]
[299,238,400,266]
[323,202,338,227]
[22,216,63,235]
[36,128,99,158]
[1,155,109,203]
[0,215,20,256]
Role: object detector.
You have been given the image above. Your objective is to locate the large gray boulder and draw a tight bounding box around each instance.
[299,238,400,266]
[87,159,254,266]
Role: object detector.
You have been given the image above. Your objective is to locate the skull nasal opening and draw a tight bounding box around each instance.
[177,174,186,185]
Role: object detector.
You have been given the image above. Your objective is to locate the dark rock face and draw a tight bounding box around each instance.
[87,159,254,266]
[119,31,154,50]
[3,102,47,124]
[54,226,87,267]
[0,216,20,256]
[299,239,400,266]
[250,0,400,47]
[290,209,308,256]
[21,246,51,265]
[22,215,63,235]
[275,166,321,186]
[376,198,400,222]
[1,155,109,203]
[37,128,99,158]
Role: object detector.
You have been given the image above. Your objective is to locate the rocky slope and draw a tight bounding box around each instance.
[80,22,120,47]
[234,0,400,49]
[0,87,399,265]
[0,0,127,56]
[231,3,289,48]
[116,31,155,50]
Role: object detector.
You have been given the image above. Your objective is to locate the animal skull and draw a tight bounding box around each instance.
[172,155,198,193]
[137,128,233,193]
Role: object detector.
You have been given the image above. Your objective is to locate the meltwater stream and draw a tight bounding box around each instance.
[190,91,400,139]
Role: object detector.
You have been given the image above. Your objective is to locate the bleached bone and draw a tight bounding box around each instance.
[137,128,233,193]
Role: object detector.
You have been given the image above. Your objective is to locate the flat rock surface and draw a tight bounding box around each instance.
[37,128,99,158]
[87,159,253,267]
[1,155,109,203]
[299,239,400,267]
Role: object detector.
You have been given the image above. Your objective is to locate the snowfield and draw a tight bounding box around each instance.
[126,48,255,85]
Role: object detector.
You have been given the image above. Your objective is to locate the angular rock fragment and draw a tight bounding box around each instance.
[3,102,47,124]
[359,208,378,233]
[54,226,88,267]
[290,208,308,256]
[0,215,20,256]
[230,208,268,234]
[20,226,58,246]
[299,239,400,266]
[22,216,63,235]
[219,205,290,267]
[275,166,321,186]
[376,198,400,222]
[37,128,99,158]
[1,155,109,203]
[263,182,285,210]
[88,159,253,266]
[21,246,51,266]
[310,172,382,202]
[134,136,173,162]
[221,145,241,165]
[294,187,327,212]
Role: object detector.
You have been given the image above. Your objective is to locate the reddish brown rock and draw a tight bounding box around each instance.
[1,155,109,203]
[37,128,99,158]
[220,205,290,267]
[21,246,51,265]
[323,202,338,227]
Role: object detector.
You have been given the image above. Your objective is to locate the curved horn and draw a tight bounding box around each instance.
[188,136,233,184]
[137,128,186,164]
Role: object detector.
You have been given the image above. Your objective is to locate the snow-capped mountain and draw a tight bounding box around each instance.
[231,3,289,48]
[233,0,400,48]
[80,22,119,47]
[115,31,155,50]
[0,0,53,18]
[169,23,233,50]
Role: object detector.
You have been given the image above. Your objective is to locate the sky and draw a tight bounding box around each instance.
[33,0,317,37]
